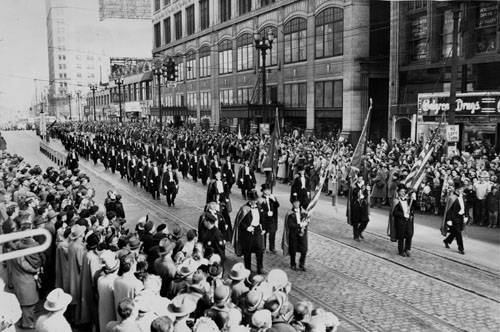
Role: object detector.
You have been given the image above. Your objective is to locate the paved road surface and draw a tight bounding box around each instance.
[3,130,500,332]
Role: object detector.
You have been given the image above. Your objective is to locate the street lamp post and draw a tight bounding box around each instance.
[153,65,168,128]
[254,30,274,125]
[89,84,98,121]
[76,91,81,121]
[67,93,72,120]
[114,78,124,123]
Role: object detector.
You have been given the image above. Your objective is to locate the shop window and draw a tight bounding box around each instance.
[476,3,497,54]
[315,7,343,58]
[237,33,254,71]
[284,83,306,107]
[284,18,307,63]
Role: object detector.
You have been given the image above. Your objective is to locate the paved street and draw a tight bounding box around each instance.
[3,130,500,332]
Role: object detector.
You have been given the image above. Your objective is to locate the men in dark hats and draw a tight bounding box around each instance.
[441,179,466,255]
[161,162,179,207]
[350,180,370,241]
[260,183,280,253]
[199,208,226,263]
[237,160,256,200]
[390,184,416,257]
[233,189,265,274]
[283,197,309,271]
[290,166,310,209]
[198,152,210,186]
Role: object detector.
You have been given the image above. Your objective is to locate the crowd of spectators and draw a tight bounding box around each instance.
[0,150,340,331]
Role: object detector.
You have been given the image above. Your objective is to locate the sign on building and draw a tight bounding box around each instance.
[99,0,151,21]
[110,57,152,80]
[417,92,500,116]
[446,125,459,142]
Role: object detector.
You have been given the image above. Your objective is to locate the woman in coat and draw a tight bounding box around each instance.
[277,153,288,182]
[371,166,388,208]
[9,237,44,329]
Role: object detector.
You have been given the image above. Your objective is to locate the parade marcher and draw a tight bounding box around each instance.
[233,189,265,274]
[390,184,416,257]
[65,148,79,171]
[178,148,189,179]
[91,140,99,165]
[35,288,72,332]
[237,160,256,200]
[260,183,280,253]
[127,152,137,184]
[350,184,370,241]
[442,179,467,255]
[148,161,162,200]
[222,155,236,193]
[161,162,179,206]
[206,170,228,204]
[108,146,117,174]
[282,198,309,271]
[290,166,310,209]
[198,153,210,185]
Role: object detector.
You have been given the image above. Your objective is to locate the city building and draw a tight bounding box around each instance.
[151,0,390,138]
[45,0,152,120]
[389,1,500,149]
[86,59,153,121]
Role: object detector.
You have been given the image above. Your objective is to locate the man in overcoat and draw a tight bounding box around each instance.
[260,183,280,253]
[390,184,416,257]
[233,190,265,274]
[290,166,310,209]
[282,198,308,271]
[441,179,466,255]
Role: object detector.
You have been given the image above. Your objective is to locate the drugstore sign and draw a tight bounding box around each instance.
[418,92,500,116]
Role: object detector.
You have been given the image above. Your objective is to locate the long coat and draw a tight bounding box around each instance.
[233,204,264,256]
[80,250,101,325]
[97,272,118,332]
[290,176,311,208]
[390,199,415,239]
[441,193,463,236]
[9,239,43,306]
[68,238,86,324]
[259,196,280,234]
[282,209,308,255]
[371,169,388,199]
[55,240,70,292]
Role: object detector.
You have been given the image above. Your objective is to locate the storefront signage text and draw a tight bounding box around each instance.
[418,92,500,116]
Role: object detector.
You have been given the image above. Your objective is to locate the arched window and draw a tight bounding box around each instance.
[199,46,211,78]
[218,39,233,74]
[237,33,254,71]
[186,51,196,80]
[315,7,343,58]
[284,17,307,63]
[259,26,278,66]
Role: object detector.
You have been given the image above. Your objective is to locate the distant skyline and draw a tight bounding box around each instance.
[0,0,151,123]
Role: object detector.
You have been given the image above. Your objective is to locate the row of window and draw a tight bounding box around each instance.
[154,7,344,64]
[155,0,275,19]
[106,81,151,103]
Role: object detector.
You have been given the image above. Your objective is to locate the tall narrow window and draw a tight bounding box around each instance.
[315,7,343,58]
[258,26,278,67]
[220,0,231,23]
[186,5,195,36]
[475,3,497,54]
[154,22,161,48]
[164,17,171,45]
[174,11,182,40]
[154,0,160,12]
[284,18,307,63]
[200,0,210,30]
[175,58,184,82]
[314,80,342,109]
[408,14,428,61]
[260,0,275,7]
[199,46,211,78]
[186,52,196,80]
[239,0,251,16]
[237,33,253,71]
[218,40,233,74]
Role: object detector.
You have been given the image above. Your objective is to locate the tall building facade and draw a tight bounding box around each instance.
[152,0,390,138]
[389,1,500,148]
[45,0,109,120]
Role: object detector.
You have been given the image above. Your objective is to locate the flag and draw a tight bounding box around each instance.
[262,109,281,188]
[402,113,445,189]
[350,98,373,170]
[237,124,243,140]
[306,145,337,215]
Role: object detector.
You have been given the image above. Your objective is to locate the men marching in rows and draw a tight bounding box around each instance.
[161,162,178,206]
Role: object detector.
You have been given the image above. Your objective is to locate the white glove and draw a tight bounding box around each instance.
[446,220,452,226]
[411,193,417,200]
[246,226,254,232]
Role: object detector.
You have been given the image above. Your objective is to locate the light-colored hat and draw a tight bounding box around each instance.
[251,309,272,329]
[229,262,250,281]
[69,224,85,240]
[44,288,72,312]
[267,269,288,291]
[100,250,119,273]
[167,294,196,317]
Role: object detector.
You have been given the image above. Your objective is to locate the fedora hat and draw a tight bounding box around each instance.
[167,294,196,317]
[44,288,72,312]
[213,284,231,303]
[229,262,250,281]
[100,250,119,273]
[177,264,195,278]
[245,290,264,312]
[247,189,259,201]
[128,236,141,250]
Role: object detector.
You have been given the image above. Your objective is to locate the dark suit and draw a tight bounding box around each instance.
[260,195,280,251]
[351,197,369,239]
[108,150,117,174]
[198,157,210,185]
[290,176,311,209]
[178,152,189,179]
[65,152,79,171]
[237,166,256,199]
[148,166,162,199]
[222,162,235,192]
[161,170,178,206]
[189,155,199,182]
[443,193,465,252]
[285,209,308,268]
[235,204,264,272]
[392,199,414,255]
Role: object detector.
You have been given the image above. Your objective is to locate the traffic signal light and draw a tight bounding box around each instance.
[165,58,177,81]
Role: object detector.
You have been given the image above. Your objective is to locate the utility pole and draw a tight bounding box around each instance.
[254,30,274,125]
[76,91,81,121]
[448,4,460,126]
[68,93,72,120]
[89,84,98,121]
[114,78,124,123]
